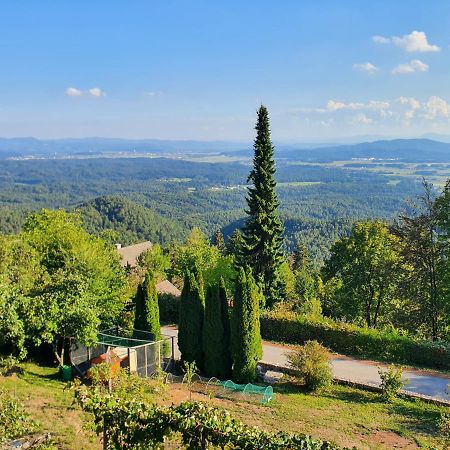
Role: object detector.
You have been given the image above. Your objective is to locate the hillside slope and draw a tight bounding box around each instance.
[77,196,187,245]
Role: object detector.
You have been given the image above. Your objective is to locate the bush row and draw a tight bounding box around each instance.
[260,311,450,371]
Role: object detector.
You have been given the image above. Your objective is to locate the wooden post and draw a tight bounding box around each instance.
[103,418,108,450]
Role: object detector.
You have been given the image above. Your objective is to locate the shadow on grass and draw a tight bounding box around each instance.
[275,379,380,405]
[280,381,442,435]
[19,361,61,385]
[388,398,442,435]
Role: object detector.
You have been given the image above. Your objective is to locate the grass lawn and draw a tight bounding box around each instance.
[0,363,100,449]
[172,379,446,449]
[0,362,446,449]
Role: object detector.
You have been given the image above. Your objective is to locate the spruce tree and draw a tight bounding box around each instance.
[225,229,244,259]
[241,105,286,307]
[202,279,232,378]
[231,267,263,383]
[291,240,310,271]
[212,228,225,254]
[178,269,205,368]
[134,271,161,340]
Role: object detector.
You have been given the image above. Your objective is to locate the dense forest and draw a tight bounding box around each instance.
[0,156,424,263]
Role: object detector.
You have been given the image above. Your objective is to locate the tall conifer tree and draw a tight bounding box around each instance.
[231,267,263,382]
[178,269,205,368]
[134,271,161,340]
[202,278,232,378]
[241,105,286,307]
[212,228,226,254]
[219,277,232,369]
[225,229,244,259]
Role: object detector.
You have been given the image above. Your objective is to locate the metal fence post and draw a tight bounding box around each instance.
[158,341,161,371]
[144,345,148,377]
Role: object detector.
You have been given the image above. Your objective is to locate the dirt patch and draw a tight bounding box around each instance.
[363,430,418,449]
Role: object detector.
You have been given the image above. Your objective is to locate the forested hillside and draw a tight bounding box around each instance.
[77,196,187,245]
[0,155,424,263]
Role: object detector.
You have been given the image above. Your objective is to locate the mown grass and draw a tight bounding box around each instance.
[0,363,100,449]
[1,362,446,449]
[185,378,445,449]
[270,381,444,449]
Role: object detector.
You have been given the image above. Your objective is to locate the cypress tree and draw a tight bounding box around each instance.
[231,267,263,383]
[202,278,232,378]
[241,105,286,307]
[219,277,232,372]
[178,269,205,368]
[134,271,161,340]
[212,228,225,254]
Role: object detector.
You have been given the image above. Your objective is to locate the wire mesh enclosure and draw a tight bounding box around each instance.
[221,380,274,405]
[163,373,275,405]
[70,326,174,378]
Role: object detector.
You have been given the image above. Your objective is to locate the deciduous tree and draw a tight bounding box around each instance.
[323,220,407,328]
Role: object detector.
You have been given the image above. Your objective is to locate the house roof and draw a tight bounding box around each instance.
[117,241,152,267]
[156,280,181,297]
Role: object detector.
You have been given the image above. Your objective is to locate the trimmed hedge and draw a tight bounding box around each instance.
[261,311,450,371]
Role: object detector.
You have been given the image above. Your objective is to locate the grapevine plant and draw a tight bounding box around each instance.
[74,383,342,450]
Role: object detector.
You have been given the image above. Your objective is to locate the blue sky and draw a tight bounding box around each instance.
[1,0,450,141]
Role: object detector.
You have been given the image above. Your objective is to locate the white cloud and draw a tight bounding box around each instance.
[373,31,440,52]
[392,59,428,74]
[326,100,364,112]
[353,113,372,125]
[88,87,106,97]
[372,35,390,44]
[352,62,379,75]
[292,96,450,127]
[423,96,450,119]
[397,96,421,121]
[366,100,390,111]
[326,100,390,115]
[392,31,440,53]
[65,87,83,97]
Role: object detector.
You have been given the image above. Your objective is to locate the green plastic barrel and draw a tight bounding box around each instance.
[60,365,73,381]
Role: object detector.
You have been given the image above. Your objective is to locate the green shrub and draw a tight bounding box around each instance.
[287,340,332,391]
[260,311,450,370]
[378,365,405,401]
[0,389,37,442]
[0,355,22,376]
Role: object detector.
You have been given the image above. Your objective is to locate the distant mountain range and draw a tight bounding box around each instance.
[2,136,450,162]
[276,139,450,163]
[0,137,250,157]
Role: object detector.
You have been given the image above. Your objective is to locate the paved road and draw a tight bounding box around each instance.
[162,325,450,401]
